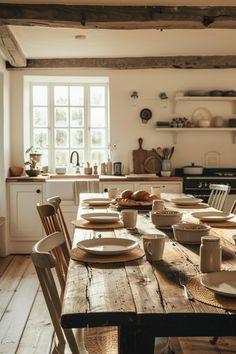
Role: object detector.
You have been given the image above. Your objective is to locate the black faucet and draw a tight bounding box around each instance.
[70,151,80,168]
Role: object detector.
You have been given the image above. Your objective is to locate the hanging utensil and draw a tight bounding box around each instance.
[163,147,171,160]
[169,146,175,160]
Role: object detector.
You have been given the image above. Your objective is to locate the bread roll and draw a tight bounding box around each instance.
[121,189,133,199]
[131,190,150,201]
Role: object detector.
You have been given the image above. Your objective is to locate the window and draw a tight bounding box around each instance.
[28,78,109,172]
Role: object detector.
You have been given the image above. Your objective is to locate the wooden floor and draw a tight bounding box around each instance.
[0,255,236,354]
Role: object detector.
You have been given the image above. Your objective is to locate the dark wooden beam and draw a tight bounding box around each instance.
[0,4,236,29]
[0,25,26,67]
[6,56,236,70]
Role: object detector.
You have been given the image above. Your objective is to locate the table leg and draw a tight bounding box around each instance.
[118,325,155,354]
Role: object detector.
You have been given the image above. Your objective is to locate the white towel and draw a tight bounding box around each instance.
[74,180,99,204]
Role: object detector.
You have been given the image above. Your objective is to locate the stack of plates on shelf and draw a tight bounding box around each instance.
[186,90,209,96]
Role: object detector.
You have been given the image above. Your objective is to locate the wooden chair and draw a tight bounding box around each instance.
[230,199,236,214]
[207,184,231,211]
[37,196,72,252]
[31,231,88,354]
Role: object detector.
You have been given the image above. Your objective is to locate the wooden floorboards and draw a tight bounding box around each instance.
[0,255,236,354]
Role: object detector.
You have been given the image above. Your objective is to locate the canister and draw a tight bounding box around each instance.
[200,236,222,273]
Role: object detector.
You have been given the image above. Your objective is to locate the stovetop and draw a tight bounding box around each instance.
[175,168,236,178]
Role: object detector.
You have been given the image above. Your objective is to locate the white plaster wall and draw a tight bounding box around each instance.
[9,68,236,174]
[0,58,10,256]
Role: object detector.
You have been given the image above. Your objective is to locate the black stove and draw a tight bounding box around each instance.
[175,168,236,201]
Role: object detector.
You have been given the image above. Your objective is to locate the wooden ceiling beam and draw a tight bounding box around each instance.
[6,56,236,70]
[0,25,26,67]
[0,4,236,29]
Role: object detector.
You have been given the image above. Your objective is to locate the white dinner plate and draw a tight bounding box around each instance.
[80,212,120,224]
[201,271,236,298]
[171,197,203,206]
[191,211,234,222]
[192,107,212,127]
[77,238,139,255]
[83,198,112,206]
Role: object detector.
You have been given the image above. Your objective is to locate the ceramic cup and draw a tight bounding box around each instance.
[143,234,167,261]
[121,209,137,229]
[152,199,165,212]
[108,188,118,199]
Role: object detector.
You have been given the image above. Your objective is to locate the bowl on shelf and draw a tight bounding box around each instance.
[25,169,41,177]
[151,210,182,228]
[172,223,211,244]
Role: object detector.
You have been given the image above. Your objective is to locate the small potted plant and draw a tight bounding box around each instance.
[24,146,42,177]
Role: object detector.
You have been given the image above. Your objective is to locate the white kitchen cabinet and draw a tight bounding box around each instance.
[8,183,45,253]
[138,181,182,194]
[100,180,182,195]
[100,182,135,193]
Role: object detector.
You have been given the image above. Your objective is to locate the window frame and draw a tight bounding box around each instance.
[27,77,109,172]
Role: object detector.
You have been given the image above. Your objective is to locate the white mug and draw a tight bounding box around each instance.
[143,234,166,261]
[152,199,165,212]
[121,209,137,229]
[108,188,118,199]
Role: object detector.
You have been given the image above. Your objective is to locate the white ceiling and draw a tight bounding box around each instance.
[2,1,236,61]
[8,26,236,59]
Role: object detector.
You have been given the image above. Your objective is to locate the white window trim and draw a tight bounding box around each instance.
[24,76,110,172]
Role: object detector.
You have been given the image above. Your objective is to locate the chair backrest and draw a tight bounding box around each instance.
[230,199,236,214]
[37,196,72,252]
[31,232,86,354]
[208,184,231,211]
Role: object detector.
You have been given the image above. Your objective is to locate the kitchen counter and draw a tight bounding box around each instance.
[99,175,183,182]
[6,175,183,182]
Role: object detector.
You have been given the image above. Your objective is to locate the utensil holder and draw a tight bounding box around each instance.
[162,159,172,171]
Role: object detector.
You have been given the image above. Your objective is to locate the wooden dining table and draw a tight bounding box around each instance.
[61,193,236,354]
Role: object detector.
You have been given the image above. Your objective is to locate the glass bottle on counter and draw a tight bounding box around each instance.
[106,158,112,175]
[200,236,222,273]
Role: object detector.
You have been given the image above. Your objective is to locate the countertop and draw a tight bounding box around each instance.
[6,174,183,182]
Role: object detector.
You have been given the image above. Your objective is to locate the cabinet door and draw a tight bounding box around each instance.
[100,182,134,193]
[138,182,182,194]
[9,184,44,241]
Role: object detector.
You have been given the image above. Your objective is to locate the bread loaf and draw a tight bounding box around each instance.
[121,189,133,199]
[131,190,150,201]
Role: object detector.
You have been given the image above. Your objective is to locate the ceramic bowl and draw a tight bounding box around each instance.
[151,210,182,228]
[25,169,41,177]
[55,167,66,175]
[172,223,211,244]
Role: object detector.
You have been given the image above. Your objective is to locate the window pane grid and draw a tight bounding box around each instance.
[30,82,108,170]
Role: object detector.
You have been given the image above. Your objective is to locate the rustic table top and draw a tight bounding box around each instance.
[61,193,236,354]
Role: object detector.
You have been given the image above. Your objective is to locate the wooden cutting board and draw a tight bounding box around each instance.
[132,138,148,173]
